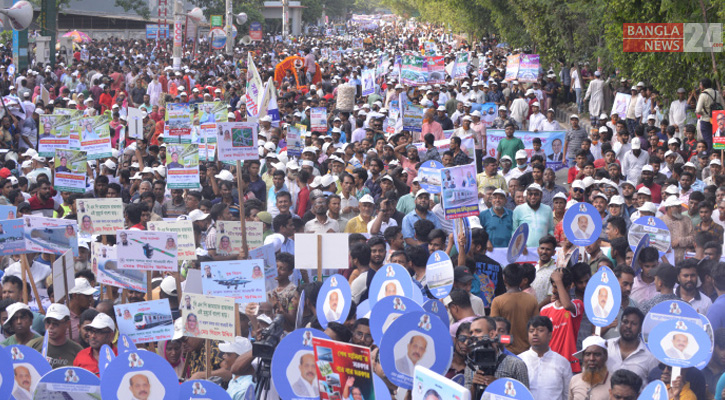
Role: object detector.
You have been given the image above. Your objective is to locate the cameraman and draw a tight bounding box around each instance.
[465,316,529,392]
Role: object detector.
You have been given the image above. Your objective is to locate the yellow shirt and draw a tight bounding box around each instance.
[344,216,369,234]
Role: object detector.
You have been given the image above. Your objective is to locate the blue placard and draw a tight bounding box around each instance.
[271,328,331,400]
[100,349,180,400]
[648,319,712,368]
[642,300,703,344]
[6,345,52,400]
[296,290,305,329]
[562,202,603,247]
[631,234,649,273]
[454,217,471,256]
[483,377,534,400]
[639,380,668,400]
[33,366,100,398]
[374,374,392,400]
[368,263,415,309]
[411,283,425,305]
[0,342,14,400]
[0,204,16,219]
[370,295,425,346]
[41,330,49,359]
[379,312,453,389]
[179,380,232,399]
[422,299,449,327]
[0,218,28,256]
[697,314,714,370]
[316,274,352,329]
[583,266,622,327]
[357,299,370,319]
[99,344,116,378]
[411,365,469,400]
[507,223,529,263]
[418,160,444,193]
[629,216,671,256]
[716,372,725,400]
[567,247,580,269]
[426,251,454,299]
[118,333,137,354]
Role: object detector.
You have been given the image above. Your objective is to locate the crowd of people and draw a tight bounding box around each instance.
[0,17,725,400]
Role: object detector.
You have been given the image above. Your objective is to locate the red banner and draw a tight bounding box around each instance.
[623,23,684,52]
[312,338,375,400]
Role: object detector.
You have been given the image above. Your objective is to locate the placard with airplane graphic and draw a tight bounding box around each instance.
[116,230,179,272]
[200,260,267,304]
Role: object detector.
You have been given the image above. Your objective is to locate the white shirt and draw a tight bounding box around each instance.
[541,119,562,131]
[669,99,688,131]
[519,348,572,400]
[367,217,397,236]
[529,112,546,132]
[6,259,51,288]
[350,271,369,304]
[605,338,659,384]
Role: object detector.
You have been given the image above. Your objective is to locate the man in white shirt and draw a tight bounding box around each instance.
[606,307,659,384]
[510,93,530,129]
[291,353,320,397]
[669,88,689,137]
[520,316,572,400]
[528,102,546,132]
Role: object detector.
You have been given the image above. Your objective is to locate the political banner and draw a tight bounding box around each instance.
[412,366,470,400]
[287,124,304,157]
[23,216,79,256]
[8,344,52,400]
[376,53,390,77]
[391,55,402,77]
[0,204,16,219]
[628,216,671,256]
[426,56,445,85]
[370,295,424,345]
[165,103,193,141]
[179,380,232,400]
[165,143,200,189]
[648,319,712,368]
[52,249,75,301]
[76,198,124,238]
[440,164,479,220]
[201,260,267,306]
[147,220,195,261]
[92,242,147,293]
[246,52,264,120]
[583,266,622,327]
[713,110,725,150]
[312,338,375,400]
[316,274,353,329]
[212,221,262,256]
[258,77,281,127]
[294,233,349,270]
[38,114,71,157]
[197,101,227,124]
[249,21,263,41]
[114,299,174,344]
[402,55,428,86]
[505,54,520,82]
[563,202,603,247]
[99,349,179,400]
[53,149,86,193]
[249,242,279,294]
[485,129,567,171]
[352,38,364,50]
[180,293,236,341]
[0,218,26,255]
[403,104,424,132]
[33,366,101,399]
[362,69,376,96]
[414,136,475,160]
[451,52,469,80]
[379,312,453,389]
[426,251,454,298]
[611,92,632,120]
[116,230,179,272]
[271,328,331,400]
[471,102,498,127]
[418,160,444,193]
[517,54,540,83]
[311,107,328,132]
[78,116,112,159]
[216,122,259,161]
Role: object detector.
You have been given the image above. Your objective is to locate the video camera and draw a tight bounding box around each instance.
[466,334,511,376]
[252,314,285,360]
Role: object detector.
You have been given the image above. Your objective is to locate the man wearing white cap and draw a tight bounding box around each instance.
[512,183,554,247]
[568,335,611,399]
[401,190,441,246]
[220,336,255,398]
[73,313,116,374]
[28,303,82,367]
[1,303,39,346]
[620,137,649,185]
[67,277,96,341]
[635,165,661,203]
[660,196,694,263]
[528,102,546,132]
[584,71,604,124]
[344,194,375,234]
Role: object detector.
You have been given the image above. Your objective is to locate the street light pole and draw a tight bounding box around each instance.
[282,0,288,41]
[225,0,233,55]
[172,0,182,70]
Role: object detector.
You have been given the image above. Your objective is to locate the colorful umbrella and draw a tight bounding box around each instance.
[62,30,92,43]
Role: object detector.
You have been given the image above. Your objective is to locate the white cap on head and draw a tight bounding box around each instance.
[160,275,177,296]
[45,303,70,320]
[69,277,95,295]
[219,336,253,355]
[515,149,528,159]
[574,335,607,356]
[359,194,375,204]
[215,170,234,182]
[631,137,641,150]
[87,313,116,331]
[416,189,431,198]
[637,187,652,196]
[188,209,210,221]
[3,303,31,328]
[641,165,653,173]
[663,197,682,208]
[609,195,625,206]
[638,201,657,214]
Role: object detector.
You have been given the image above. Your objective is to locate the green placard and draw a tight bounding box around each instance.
[210,15,223,27]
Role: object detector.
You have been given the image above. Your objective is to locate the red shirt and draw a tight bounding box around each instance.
[296,186,310,216]
[541,299,584,373]
[636,182,662,204]
[28,194,56,216]
[567,165,581,184]
[73,346,117,376]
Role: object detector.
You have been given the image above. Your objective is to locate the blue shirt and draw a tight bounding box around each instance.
[707,294,725,332]
[512,202,555,247]
[479,208,513,247]
[401,210,442,239]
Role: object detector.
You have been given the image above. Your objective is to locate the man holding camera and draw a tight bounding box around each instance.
[464,316,529,394]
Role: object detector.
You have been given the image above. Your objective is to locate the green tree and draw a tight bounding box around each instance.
[115,0,151,19]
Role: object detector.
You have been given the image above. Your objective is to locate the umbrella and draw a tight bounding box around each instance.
[62,30,91,43]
